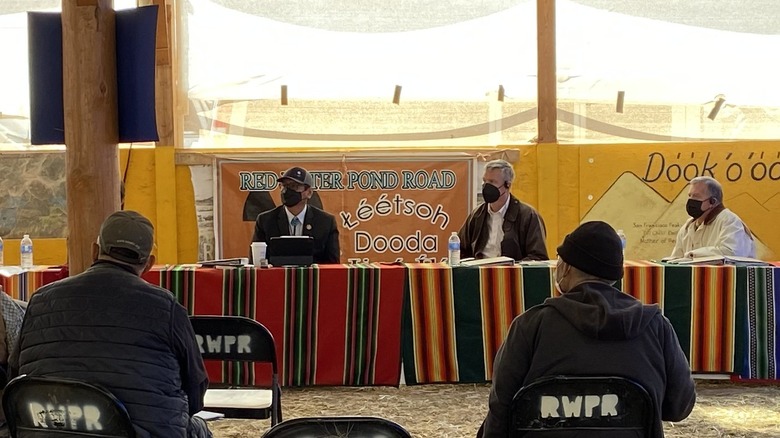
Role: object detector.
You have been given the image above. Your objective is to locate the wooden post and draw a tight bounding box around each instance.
[62,0,120,274]
[537,0,557,144]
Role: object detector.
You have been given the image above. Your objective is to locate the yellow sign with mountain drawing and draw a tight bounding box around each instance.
[577,142,779,260]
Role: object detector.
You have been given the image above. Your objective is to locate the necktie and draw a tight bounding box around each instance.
[291,217,301,235]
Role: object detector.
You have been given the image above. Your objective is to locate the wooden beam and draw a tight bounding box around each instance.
[62,0,120,275]
[536,0,557,144]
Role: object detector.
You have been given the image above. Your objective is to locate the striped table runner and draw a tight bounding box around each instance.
[743,267,778,379]
[0,266,68,301]
[403,262,775,384]
[402,263,555,384]
[622,261,739,374]
[146,263,405,387]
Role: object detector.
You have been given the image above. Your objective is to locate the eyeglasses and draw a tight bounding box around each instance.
[281,181,305,192]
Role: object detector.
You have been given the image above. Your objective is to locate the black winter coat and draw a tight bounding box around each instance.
[482,282,696,438]
[12,261,208,438]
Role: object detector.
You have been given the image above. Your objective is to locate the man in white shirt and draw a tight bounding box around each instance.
[458,159,548,261]
[669,176,755,259]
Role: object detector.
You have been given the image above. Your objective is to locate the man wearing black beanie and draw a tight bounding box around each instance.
[480,221,696,438]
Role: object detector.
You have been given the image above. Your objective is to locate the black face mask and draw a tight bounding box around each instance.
[482,183,502,204]
[686,198,706,219]
[281,188,303,207]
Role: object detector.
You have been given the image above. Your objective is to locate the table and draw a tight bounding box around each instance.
[0,266,68,301]
[401,261,779,384]
[5,262,777,386]
[143,264,406,387]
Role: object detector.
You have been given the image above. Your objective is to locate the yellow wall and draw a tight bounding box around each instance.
[13,148,199,266]
[20,141,780,265]
[515,141,780,260]
[121,147,199,264]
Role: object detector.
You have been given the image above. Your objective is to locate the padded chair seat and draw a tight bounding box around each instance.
[204,388,274,419]
[204,388,273,409]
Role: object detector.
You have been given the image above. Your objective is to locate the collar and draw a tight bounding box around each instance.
[488,193,511,216]
[285,204,307,224]
[92,259,140,275]
[702,203,725,225]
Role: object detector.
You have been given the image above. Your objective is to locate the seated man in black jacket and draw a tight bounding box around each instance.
[10,211,211,438]
[480,221,695,438]
[251,166,340,264]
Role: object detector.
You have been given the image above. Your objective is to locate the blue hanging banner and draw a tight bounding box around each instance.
[27,5,160,145]
[27,12,64,145]
[116,5,160,143]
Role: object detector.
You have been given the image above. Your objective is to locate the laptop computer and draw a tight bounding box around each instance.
[268,236,315,267]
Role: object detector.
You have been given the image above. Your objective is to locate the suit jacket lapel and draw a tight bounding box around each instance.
[302,207,315,237]
[276,207,290,236]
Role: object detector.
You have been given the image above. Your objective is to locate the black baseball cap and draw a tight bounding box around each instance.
[278,166,313,187]
[98,210,154,264]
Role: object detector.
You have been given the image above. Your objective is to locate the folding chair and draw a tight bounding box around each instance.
[511,376,655,438]
[261,416,412,438]
[2,375,135,437]
[189,315,282,425]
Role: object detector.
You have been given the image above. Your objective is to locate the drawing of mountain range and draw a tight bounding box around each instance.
[583,172,777,260]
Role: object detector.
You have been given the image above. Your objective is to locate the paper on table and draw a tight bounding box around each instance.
[460,256,515,267]
[663,255,769,266]
[0,266,23,278]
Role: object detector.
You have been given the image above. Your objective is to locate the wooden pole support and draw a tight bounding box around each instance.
[536,0,557,144]
[62,0,120,274]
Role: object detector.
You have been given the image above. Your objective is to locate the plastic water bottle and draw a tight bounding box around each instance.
[20,234,33,269]
[616,229,627,257]
[0,235,4,266]
[448,232,461,266]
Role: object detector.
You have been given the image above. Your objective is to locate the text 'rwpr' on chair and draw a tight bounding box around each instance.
[261,416,413,438]
[2,375,136,437]
[189,315,282,425]
[511,376,655,438]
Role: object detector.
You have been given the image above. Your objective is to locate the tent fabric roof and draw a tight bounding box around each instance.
[4,0,779,35]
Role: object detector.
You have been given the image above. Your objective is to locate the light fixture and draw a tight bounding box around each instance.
[392,85,402,104]
[616,91,625,113]
[708,95,725,120]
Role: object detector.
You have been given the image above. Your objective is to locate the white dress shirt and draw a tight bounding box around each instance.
[670,208,755,258]
[481,195,510,258]
[284,205,307,236]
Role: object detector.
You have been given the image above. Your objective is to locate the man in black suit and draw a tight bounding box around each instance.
[251,166,340,264]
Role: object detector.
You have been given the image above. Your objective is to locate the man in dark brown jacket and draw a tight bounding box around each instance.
[458,159,548,261]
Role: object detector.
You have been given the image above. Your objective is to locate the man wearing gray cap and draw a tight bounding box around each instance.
[251,166,340,264]
[10,211,211,438]
[480,221,695,438]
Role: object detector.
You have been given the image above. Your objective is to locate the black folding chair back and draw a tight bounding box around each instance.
[2,375,135,437]
[261,416,412,438]
[511,376,655,438]
[189,315,282,425]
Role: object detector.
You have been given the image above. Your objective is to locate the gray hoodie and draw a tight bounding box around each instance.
[481,281,696,438]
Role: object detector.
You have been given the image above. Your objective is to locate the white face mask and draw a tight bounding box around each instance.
[554,263,569,294]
